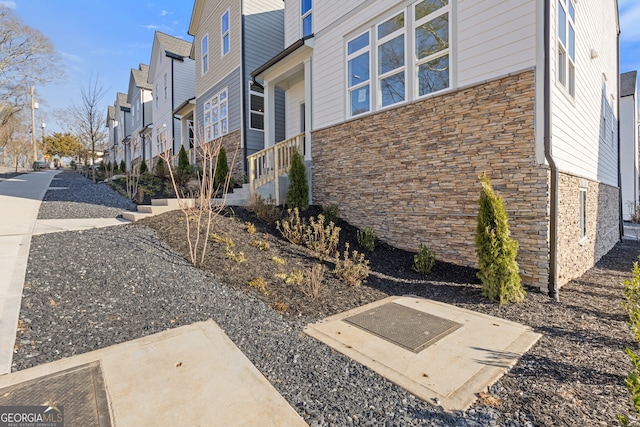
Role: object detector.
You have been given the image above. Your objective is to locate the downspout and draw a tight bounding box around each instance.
[544,0,559,301]
[241,2,248,177]
[617,30,624,241]
[172,60,177,155]
[141,93,146,165]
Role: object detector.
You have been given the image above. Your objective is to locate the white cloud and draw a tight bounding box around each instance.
[141,24,159,30]
[60,51,83,63]
[0,1,16,8]
[160,10,172,16]
[620,3,640,42]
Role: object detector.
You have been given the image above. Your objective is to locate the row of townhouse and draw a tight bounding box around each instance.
[105,0,631,298]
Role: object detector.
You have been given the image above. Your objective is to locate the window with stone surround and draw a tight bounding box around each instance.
[203,87,229,143]
[579,187,587,240]
[346,0,450,118]
[557,0,576,97]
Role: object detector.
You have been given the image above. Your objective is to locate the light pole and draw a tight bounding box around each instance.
[41,118,46,165]
[30,86,38,168]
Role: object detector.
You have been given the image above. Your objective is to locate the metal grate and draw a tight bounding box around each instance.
[343,302,463,353]
[0,362,112,426]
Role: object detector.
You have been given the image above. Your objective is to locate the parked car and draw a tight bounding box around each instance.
[34,161,49,170]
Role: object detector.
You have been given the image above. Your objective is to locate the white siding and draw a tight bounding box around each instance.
[550,0,618,185]
[285,80,305,139]
[283,0,302,46]
[620,94,638,219]
[310,0,537,130]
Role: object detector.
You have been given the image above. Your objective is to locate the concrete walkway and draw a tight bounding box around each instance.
[0,170,58,375]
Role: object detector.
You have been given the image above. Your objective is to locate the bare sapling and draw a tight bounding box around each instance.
[126,163,141,202]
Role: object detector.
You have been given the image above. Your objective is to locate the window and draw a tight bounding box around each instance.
[579,188,587,239]
[346,0,451,118]
[221,10,230,56]
[249,82,264,130]
[557,0,576,96]
[301,0,312,37]
[378,12,406,108]
[415,0,450,97]
[201,34,209,74]
[164,74,168,100]
[203,87,229,142]
[347,31,371,116]
[155,84,159,108]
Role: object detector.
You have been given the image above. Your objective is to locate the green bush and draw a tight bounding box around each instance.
[139,160,148,175]
[70,160,77,170]
[475,173,525,304]
[287,149,309,210]
[357,227,376,253]
[413,244,436,275]
[323,204,340,225]
[155,157,166,178]
[214,146,229,191]
[619,262,640,426]
[112,161,118,173]
[119,160,126,174]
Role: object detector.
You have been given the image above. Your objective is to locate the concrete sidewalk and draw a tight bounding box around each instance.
[0,170,58,375]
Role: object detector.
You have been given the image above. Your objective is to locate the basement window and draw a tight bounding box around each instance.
[579,188,587,240]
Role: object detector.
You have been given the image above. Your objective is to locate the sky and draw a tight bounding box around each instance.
[3,0,640,134]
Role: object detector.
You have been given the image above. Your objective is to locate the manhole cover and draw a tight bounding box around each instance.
[343,302,463,353]
[0,362,111,426]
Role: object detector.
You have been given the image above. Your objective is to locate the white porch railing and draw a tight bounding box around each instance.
[248,133,304,204]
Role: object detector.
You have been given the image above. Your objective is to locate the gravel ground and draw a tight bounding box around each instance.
[12,174,640,426]
[37,171,136,219]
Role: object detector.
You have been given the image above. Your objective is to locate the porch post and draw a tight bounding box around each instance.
[303,58,312,162]
[265,81,276,149]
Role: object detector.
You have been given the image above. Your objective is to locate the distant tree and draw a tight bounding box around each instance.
[43,132,82,158]
[119,160,126,174]
[139,159,148,175]
[155,157,166,178]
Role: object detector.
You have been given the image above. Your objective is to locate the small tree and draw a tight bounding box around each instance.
[119,160,126,174]
[287,148,309,210]
[139,159,148,175]
[155,157,166,178]
[619,262,640,426]
[176,145,191,184]
[475,173,525,304]
[214,146,229,191]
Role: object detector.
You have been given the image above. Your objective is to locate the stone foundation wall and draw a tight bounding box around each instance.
[557,172,620,287]
[198,130,244,184]
[311,70,551,289]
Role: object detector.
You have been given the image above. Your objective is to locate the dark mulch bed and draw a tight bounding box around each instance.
[106,175,176,205]
[139,206,640,426]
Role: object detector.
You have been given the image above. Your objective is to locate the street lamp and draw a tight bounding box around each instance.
[30,86,38,167]
[41,119,46,165]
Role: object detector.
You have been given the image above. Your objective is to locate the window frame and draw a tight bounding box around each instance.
[203,87,229,143]
[301,0,312,37]
[201,34,209,74]
[376,11,407,110]
[248,82,265,131]
[221,10,230,57]
[579,187,587,240]
[346,30,372,117]
[557,0,576,97]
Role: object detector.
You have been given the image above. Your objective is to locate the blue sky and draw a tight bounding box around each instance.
[3,0,640,133]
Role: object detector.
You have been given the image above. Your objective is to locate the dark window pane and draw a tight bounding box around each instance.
[415,0,448,21]
[415,13,448,60]
[418,55,449,96]
[250,94,264,112]
[302,0,312,15]
[350,84,370,116]
[348,32,369,55]
[378,34,404,74]
[380,72,405,106]
[251,113,264,130]
[250,84,264,94]
[303,14,313,36]
[348,52,370,87]
[222,12,229,34]
[378,13,404,39]
[558,2,566,46]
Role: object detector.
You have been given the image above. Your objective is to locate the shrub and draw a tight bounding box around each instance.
[287,148,309,210]
[322,204,340,225]
[413,244,436,275]
[248,277,268,295]
[269,256,286,265]
[112,161,118,173]
[119,160,126,174]
[277,208,307,245]
[70,160,77,170]
[225,246,246,262]
[98,162,106,173]
[249,194,281,224]
[335,243,370,286]
[175,145,191,184]
[211,233,235,247]
[304,264,326,299]
[620,262,640,426]
[273,301,288,314]
[357,227,376,253]
[214,146,229,191]
[154,157,166,178]
[250,239,270,251]
[475,173,525,304]
[304,214,340,260]
[274,270,303,286]
[139,160,148,175]
[245,222,257,234]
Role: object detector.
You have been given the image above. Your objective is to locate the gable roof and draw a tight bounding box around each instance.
[132,64,152,90]
[116,92,130,109]
[156,31,192,58]
[621,71,637,98]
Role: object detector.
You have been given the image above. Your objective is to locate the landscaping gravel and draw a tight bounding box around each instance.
[37,171,136,219]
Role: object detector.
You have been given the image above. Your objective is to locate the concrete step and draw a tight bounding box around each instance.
[151,198,196,208]
[121,212,153,222]
[137,205,174,214]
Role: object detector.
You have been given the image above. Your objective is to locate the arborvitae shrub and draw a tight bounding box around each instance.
[413,244,435,275]
[112,161,119,173]
[139,160,148,175]
[119,160,126,174]
[178,146,190,175]
[287,149,309,211]
[155,157,166,178]
[475,173,525,304]
[357,227,376,253]
[214,146,229,191]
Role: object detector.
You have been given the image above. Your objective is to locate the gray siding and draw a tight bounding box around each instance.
[195,67,242,140]
[143,97,153,127]
[173,59,196,106]
[243,2,285,154]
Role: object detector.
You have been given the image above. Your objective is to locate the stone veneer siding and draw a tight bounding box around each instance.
[557,172,620,287]
[311,70,551,289]
[199,130,244,183]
